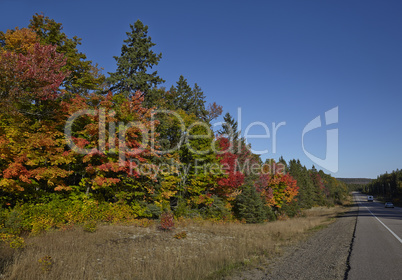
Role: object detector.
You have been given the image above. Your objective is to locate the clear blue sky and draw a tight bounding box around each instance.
[2,0,402,179]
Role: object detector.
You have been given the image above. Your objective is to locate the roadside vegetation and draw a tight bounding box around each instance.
[1,13,350,279]
[0,206,348,280]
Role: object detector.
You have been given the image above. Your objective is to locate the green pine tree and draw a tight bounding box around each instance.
[218,112,248,156]
[218,112,241,143]
[169,75,208,120]
[288,159,315,209]
[233,185,269,223]
[107,20,164,97]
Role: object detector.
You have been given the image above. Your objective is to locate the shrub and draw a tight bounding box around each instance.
[265,204,277,221]
[173,231,187,239]
[101,203,136,223]
[0,233,25,248]
[173,199,200,218]
[83,221,97,233]
[2,208,24,235]
[38,255,53,272]
[280,201,301,218]
[199,196,232,220]
[145,203,162,219]
[0,198,142,237]
[158,211,174,231]
[31,216,55,236]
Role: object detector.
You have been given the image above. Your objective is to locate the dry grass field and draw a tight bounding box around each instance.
[0,206,346,280]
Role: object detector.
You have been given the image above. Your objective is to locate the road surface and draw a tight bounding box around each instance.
[348,192,402,279]
[227,192,402,279]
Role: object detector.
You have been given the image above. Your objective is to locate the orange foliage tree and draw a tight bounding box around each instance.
[0,29,73,198]
[256,162,299,209]
[0,27,158,205]
[62,91,159,200]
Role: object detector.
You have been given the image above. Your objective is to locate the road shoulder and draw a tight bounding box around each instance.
[225,205,358,280]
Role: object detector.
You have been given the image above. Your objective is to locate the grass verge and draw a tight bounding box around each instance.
[0,206,347,280]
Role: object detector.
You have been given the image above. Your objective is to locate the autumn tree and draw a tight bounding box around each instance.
[0,27,38,53]
[63,91,159,202]
[206,102,223,122]
[217,112,248,158]
[0,26,158,206]
[0,14,350,223]
[107,19,164,98]
[215,137,244,197]
[0,28,69,118]
[216,112,260,183]
[28,13,105,93]
[256,161,299,209]
[0,29,72,203]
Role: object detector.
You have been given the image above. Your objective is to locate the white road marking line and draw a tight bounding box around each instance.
[364,206,402,244]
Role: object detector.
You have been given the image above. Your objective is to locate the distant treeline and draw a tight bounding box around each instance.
[336,178,373,192]
[336,178,373,185]
[362,170,402,201]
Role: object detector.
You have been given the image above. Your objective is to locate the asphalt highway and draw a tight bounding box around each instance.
[348,192,402,279]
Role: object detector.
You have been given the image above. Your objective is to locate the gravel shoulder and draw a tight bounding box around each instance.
[226,205,358,280]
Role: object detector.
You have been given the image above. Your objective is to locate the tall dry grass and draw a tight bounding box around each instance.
[0,206,344,280]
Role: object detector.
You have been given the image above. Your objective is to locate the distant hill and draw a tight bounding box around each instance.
[336,178,373,185]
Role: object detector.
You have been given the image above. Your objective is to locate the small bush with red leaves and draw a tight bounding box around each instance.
[158,211,174,231]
